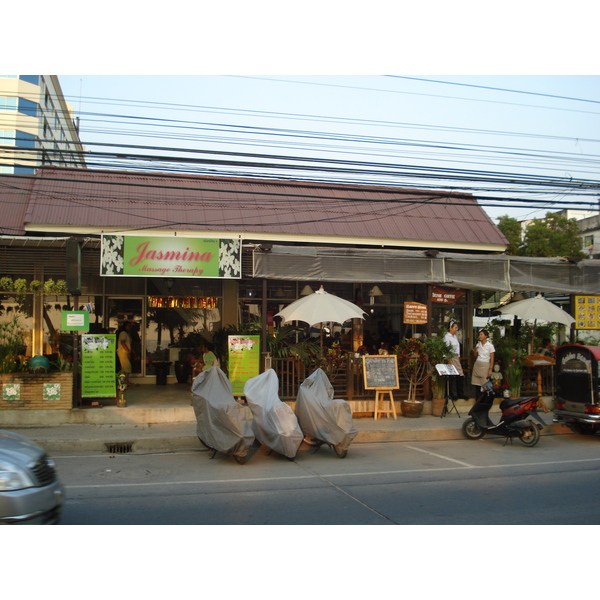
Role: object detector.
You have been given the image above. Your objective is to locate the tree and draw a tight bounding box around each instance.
[523,212,584,260]
[497,212,584,259]
[497,215,522,254]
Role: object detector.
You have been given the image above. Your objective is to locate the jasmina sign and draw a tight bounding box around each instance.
[101,235,241,279]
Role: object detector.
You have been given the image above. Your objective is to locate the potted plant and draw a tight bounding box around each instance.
[423,335,455,416]
[395,338,429,417]
[503,349,525,398]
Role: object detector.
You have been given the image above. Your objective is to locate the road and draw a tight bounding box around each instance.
[55,433,600,525]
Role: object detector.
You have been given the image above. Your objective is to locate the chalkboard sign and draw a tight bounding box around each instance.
[362,355,399,390]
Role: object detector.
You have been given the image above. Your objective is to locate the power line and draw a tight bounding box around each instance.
[384,76,600,105]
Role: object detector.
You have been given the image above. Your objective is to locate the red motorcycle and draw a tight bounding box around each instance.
[462,379,546,447]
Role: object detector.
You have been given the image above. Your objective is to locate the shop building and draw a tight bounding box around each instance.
[1,167,598,404]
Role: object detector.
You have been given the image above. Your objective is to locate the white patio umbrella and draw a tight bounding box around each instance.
[496,293,575,327]
[275,286,366,342]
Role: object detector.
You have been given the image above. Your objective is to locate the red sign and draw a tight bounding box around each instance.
[404,302,428,324]
[432,287,465,305]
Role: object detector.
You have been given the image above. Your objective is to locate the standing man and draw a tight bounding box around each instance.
[444,321,467,400]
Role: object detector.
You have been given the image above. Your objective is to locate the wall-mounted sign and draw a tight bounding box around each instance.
[575,295,600,330]
[61,311,90,331]
[404,301,428,324]
[101,235,241,279]
[432,287,465,305]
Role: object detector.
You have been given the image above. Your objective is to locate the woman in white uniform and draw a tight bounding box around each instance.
[471,329,495,391]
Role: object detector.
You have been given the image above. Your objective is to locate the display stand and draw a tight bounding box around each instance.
[374,389,397,420]
[362,355,399,421]
[435,364,461,419]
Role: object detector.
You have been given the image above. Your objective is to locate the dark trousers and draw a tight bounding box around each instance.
[449,375,466,400]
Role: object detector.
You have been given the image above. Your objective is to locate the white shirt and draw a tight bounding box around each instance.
[444,331,460,356]
[475,340,495,362]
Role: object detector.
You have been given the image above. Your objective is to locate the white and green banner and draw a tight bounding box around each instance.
[228,335,260,396]
[101,235,241,278]
[81,334,117,398]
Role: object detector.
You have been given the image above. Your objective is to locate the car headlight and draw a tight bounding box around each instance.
[0,459,35,491]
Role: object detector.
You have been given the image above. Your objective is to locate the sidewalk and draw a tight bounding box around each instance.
[0,383,567,454]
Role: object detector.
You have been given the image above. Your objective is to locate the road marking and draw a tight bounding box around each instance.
[63,456,600,490]
[405,445,476,467]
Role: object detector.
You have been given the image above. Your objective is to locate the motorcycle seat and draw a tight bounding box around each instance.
[499,397,527,411]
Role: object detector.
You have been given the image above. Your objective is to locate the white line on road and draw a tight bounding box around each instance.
[63,456,600,490]
[405,445,476,467]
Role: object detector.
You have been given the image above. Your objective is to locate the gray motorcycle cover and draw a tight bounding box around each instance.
[244,369,303,459]
[191,366,254,459]
[295,368,358,452]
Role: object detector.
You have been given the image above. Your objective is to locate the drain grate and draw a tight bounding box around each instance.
[105,442,134,454]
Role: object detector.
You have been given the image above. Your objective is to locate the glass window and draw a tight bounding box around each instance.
[19,75,39,85]
[15,131,36,148]
[17,98,38,117]
[0,130,16,145]
[0,96,18,111]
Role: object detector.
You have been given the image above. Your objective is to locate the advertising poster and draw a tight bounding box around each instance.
[81,334,117,398]
[575,295,600,330]
[228,335,260,395]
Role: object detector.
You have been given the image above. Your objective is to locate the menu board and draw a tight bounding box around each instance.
[81,334,117,398]
[228,335,260,395]
[575,295,600,330]
[362,355,399,390]
[404,302,428,324]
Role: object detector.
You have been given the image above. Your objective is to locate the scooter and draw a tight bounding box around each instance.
[462,379,546,447]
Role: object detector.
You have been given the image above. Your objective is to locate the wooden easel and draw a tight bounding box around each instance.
[374,389,397,420]
[362,355,400,421]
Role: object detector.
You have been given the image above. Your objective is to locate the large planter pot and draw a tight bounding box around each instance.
[432,396,446,417]
[174,361,191,384]
[0,371,73,410]
[401,399,424,418]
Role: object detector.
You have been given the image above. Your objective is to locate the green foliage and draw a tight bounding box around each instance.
[0,313,27,373]
[498,212,584,260]
[524,212,584,259]
[497,215,522,255]
[423,335,455,397]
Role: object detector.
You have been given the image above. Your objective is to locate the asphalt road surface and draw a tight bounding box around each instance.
[55,433,600,525]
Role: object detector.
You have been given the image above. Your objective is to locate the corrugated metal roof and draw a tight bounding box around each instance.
[0,167,508,250]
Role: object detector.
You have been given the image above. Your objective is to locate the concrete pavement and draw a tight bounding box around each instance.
[0,382,568,454]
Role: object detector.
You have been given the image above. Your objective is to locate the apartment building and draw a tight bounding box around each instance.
[0,75,85,173]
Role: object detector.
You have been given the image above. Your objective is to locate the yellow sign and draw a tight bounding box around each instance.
[575,295,600,330]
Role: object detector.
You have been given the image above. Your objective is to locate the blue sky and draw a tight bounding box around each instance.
[10,3,598,224]
[57,74,600,223]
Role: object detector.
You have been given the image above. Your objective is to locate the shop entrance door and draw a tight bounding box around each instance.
[107,297,144,379]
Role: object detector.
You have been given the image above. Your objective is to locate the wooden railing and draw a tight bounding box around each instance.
[271,356,425,402]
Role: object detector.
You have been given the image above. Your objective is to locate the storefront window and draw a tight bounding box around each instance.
[42,294,102,362]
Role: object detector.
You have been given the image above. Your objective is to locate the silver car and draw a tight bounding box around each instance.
[0,430,64,524]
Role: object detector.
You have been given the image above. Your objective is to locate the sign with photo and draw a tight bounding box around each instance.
[101,234,241,279]
[81,334,117,398]
[575,295,600,330]
[228,335,260,395]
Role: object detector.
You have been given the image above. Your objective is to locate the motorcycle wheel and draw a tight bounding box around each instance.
[519,422,541,447]
[198,436,214,451]
[333,445,348,459]
[462,417,485,440]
